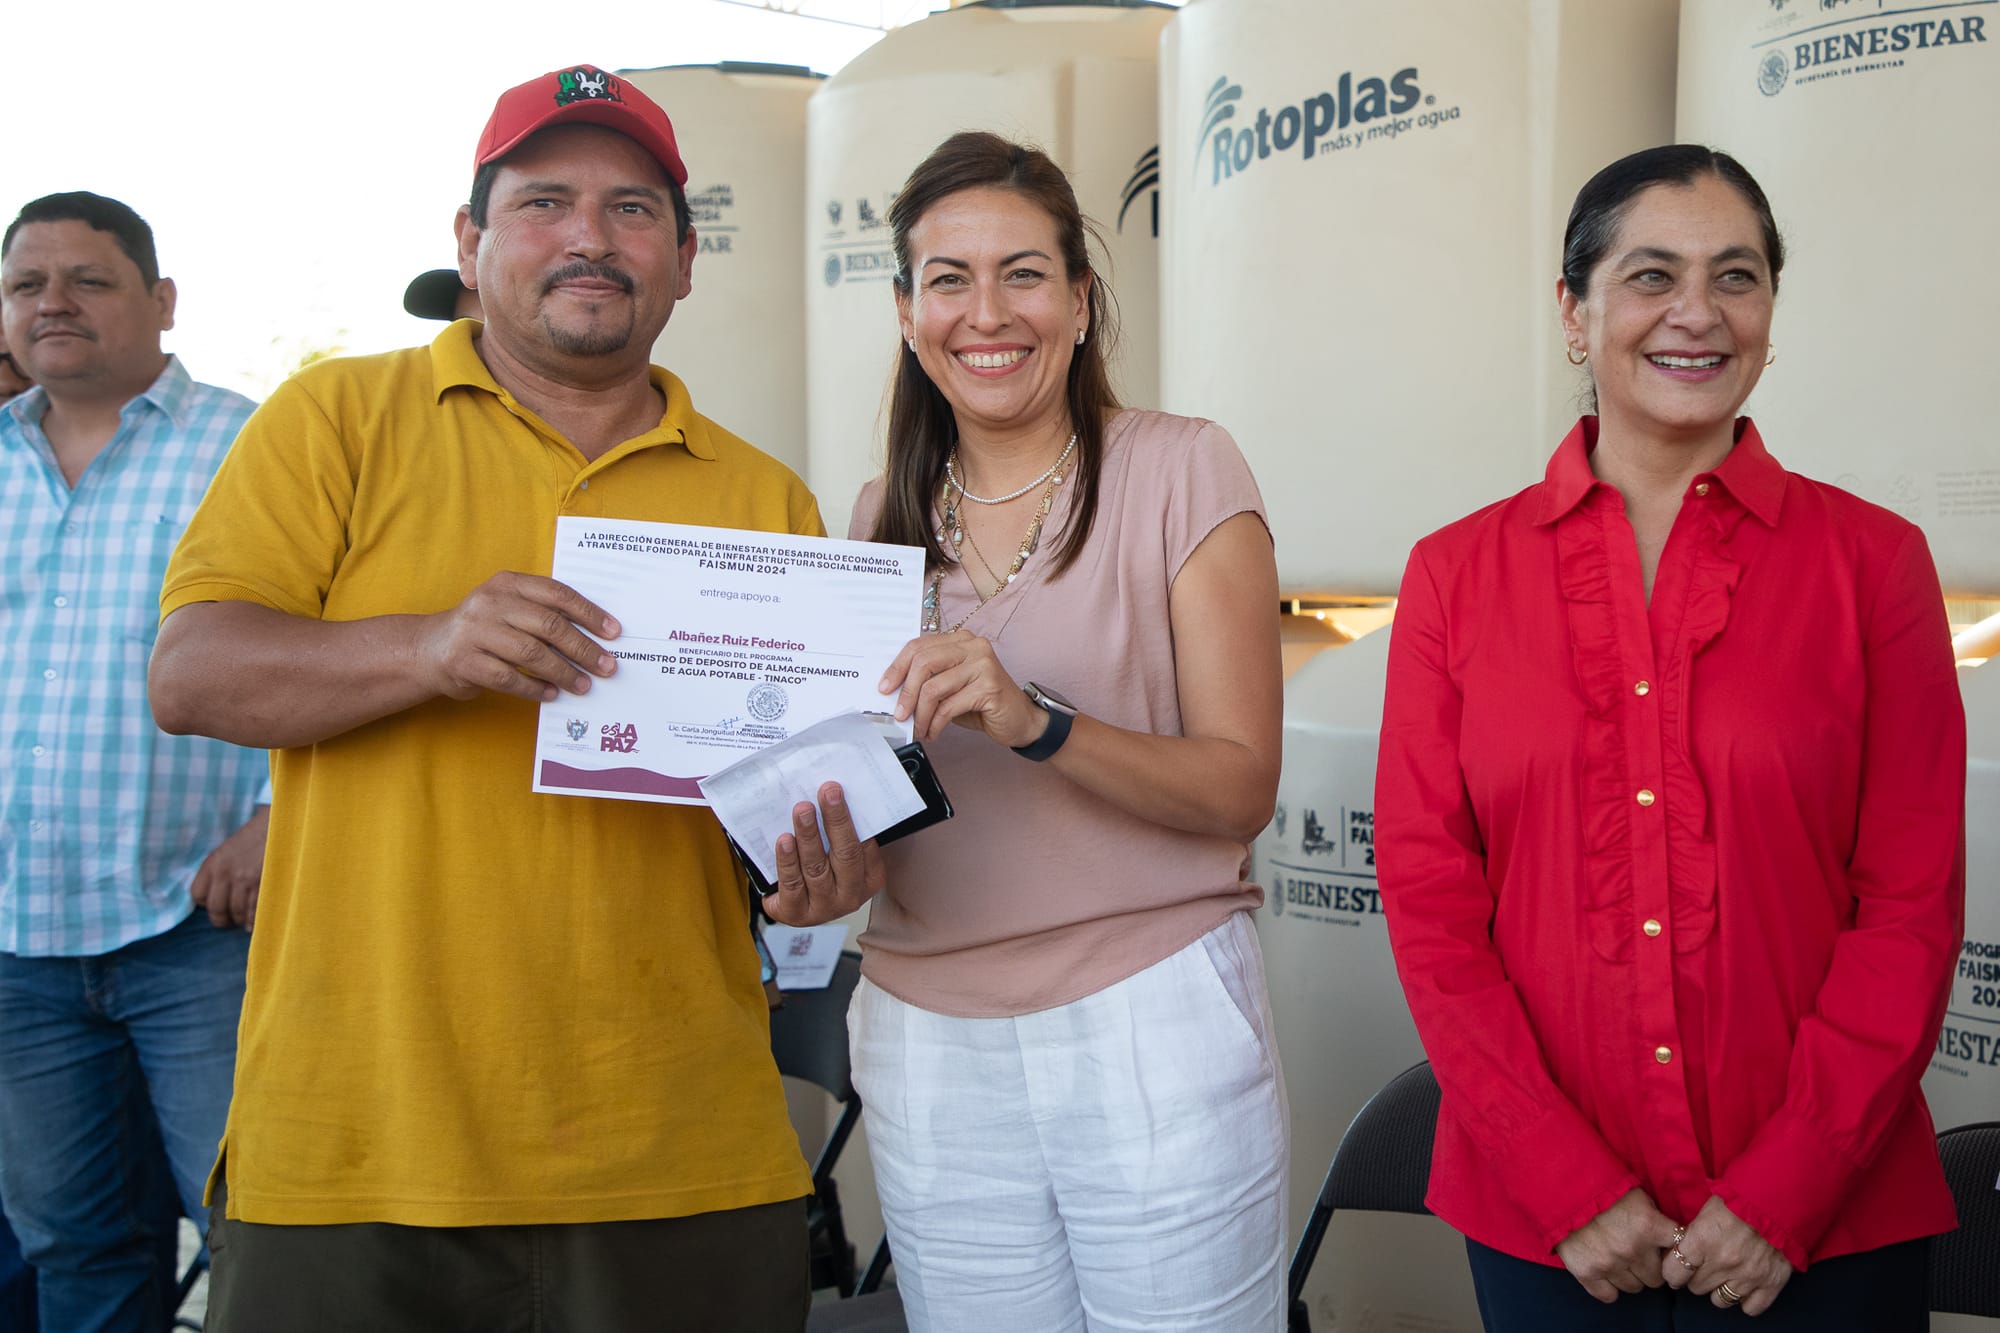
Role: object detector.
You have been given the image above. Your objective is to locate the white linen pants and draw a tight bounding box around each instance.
[849,911,1289,1333]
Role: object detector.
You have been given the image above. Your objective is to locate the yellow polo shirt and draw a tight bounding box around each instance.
[162,323,818,1225]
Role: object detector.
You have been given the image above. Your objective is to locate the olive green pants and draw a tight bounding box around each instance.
[206,1178,809,1333]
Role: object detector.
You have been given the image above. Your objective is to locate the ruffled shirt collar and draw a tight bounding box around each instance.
[1531,416,1787,529]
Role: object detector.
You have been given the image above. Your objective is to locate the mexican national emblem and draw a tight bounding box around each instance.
[747,683,789,723]
[1757,49,1789,97]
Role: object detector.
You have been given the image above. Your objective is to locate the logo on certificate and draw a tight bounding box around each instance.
[600,723,639,754]
[565,718,589,742]
[747,683,789,723]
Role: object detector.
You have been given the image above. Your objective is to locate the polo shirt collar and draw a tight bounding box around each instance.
[1532,416,1785,528]
[428,320,713,460]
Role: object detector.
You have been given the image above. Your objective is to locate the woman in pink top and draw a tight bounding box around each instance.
[767,132,1289,1331]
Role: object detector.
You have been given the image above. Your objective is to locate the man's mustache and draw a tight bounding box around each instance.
[542,262,635,295]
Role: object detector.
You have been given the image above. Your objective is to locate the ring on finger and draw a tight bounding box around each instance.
[1717,1280,1745,1307]
[1672,1246,1699,1271]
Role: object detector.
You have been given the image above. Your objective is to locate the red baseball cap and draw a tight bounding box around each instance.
[475,65,688,188]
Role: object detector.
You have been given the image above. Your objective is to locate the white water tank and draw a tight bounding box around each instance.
[1677,4,1999,597]
[1159,0,1678,595]
[1931,664,1999,1333]
[805,0,1172,535]
[1930,663,2000,1131]
[621,63,820,476]
[1253,627,1482,1330]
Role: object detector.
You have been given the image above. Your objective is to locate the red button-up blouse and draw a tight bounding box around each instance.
[1376,418,1965,1270]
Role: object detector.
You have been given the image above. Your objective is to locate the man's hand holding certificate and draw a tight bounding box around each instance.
[533,516,925,803]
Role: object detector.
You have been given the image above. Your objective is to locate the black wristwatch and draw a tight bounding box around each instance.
[1014,682,1078,762]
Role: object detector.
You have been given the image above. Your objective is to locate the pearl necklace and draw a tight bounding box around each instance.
[945,433,1078,505]
[923,461,1067,634]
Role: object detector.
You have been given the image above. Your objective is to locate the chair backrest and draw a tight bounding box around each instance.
[1930,1119,2000,1318]
[1287,1061,1440,1328]
[1318,1060,1441,1215]
[769,951,863,1104]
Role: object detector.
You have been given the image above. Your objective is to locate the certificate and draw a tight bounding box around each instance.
[533,517,924,804]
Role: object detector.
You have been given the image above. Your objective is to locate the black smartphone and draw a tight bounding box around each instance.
[876,741,954,846]
[731,740,953,900]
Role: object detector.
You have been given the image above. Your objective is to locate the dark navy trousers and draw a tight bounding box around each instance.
[1465,1235,1929,1332]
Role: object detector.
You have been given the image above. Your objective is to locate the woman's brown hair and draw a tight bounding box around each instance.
[871,131,1122,577]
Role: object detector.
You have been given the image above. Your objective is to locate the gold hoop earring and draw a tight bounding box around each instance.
[1765,345,1777,367]
[1566,346,1588,366]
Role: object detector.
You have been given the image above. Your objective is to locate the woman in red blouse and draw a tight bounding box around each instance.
[1376,145,1965,1330]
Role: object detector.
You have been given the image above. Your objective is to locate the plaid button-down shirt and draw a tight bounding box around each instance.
[1,356,269,957]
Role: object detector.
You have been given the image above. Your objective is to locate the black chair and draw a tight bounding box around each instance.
[1287,1060,1441,1333]
[1930,1119,2000,1317]
[807,1237,906,1332]
[769,950,866,1297]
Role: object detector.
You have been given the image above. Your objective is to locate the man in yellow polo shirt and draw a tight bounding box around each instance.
[147,66,866,1331]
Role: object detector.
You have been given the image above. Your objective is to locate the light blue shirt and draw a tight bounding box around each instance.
[1,356,269,957]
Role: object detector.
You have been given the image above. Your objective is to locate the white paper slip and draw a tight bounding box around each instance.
[532,517,922,805]
[698,711,924,882]
[763,924,849,991]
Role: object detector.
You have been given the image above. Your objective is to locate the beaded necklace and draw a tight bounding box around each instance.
[921,443,1071,634]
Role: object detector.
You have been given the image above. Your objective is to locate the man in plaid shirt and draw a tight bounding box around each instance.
[0,192,269,1331]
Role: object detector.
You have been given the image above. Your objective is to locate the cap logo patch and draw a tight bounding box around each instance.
[555,68,621,106]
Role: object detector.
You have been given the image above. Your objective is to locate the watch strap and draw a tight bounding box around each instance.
[1012,699,1074,761]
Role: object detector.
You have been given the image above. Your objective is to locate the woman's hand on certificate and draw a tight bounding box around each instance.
[763,782,887,926]
[880,630,1046,748]
[415,571,621,704]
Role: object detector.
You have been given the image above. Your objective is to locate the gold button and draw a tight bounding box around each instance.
[1655,1046,1673,1064]
[1643,919,1662,937]
[1636,789,1656,807]
[1634,680,1651,696]
[1694,482,1711,497]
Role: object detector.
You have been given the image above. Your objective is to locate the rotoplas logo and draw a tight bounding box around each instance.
[1199,66,1425,185]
